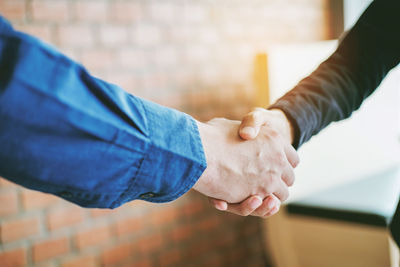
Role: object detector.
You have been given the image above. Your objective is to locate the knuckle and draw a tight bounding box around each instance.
[260,174,278,195]
[275,154,287,168]
[238,208,251,216]
[248,114,258,125]
[285,177,294,187]
[294,154,300,167]
[268,129,279,138]
[286,171,295,186]
[281,189,289,202]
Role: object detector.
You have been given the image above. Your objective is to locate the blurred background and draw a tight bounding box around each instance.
[1,0,399,267]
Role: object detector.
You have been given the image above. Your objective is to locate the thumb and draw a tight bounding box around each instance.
[208,198,228,211]
[239,109,266,140]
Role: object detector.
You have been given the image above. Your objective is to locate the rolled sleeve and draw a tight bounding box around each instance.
[119,98,207,204]
[0,17,206,208]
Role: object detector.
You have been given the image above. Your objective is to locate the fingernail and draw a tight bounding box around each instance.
[266,197,275,209]
[264,206,279,217]
[270,206,279,215]
[214,201,227,211]
[216,205,225,211]
[241,127,255,137]
[250,196,262,209]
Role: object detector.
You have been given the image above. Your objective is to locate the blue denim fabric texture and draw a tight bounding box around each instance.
[0,16,207,208]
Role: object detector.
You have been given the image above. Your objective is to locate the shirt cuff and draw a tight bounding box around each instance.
[269,100,305,149]
[116,98,207,205]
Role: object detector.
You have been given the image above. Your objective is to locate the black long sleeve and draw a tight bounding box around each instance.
[270,0,400,149]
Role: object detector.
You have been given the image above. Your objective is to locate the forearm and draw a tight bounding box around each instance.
[0,17,207,208]
[270,0,400,148]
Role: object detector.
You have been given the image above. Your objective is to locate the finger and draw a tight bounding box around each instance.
[239,110,266,140]
[284,144,300,168]
[273,179,290,202]
[249,195,280,217]
[281,165,295,187]
[208,198,228,211]
[223,195,263,216]
[263,205,280,218]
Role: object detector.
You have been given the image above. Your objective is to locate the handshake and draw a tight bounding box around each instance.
[193,108,299,218]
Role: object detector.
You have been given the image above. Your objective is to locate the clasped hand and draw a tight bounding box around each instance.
[193,108,299,218]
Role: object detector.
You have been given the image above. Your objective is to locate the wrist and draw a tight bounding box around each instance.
[269,108,294,144]
[192,120,214,193]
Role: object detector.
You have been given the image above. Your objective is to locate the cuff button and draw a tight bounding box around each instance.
[139,192,155,199]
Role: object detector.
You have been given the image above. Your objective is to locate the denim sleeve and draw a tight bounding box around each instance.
[269,0,400,149]
[0,17,206,208]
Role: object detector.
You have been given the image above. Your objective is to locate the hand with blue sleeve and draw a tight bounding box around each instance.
[0,16,298,213]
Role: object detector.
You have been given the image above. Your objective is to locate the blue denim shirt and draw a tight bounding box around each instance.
[0,17,207,208]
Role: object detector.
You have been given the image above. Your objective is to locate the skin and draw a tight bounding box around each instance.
[206,108,297,218]
[193,111,298,217]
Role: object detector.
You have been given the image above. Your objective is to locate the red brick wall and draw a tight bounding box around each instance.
[0,0,329,266]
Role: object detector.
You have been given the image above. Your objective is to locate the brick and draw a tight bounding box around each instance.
[34,261,57,267]
[75,225,112,249]
[197,28,219,44]
[167,25,195,43]
[159,249,181,266]
[16,25,53,44]
[183,198,204,217]
[203,253,224,266]
[58,25,94,47]
[150,206,178,226]
[81,48,114,71]
[101,243,133,265]
[183,45,209,64]
[171,225,192,242]
[139,72,168,93]
[153,46,178,68]
[0,248,27,267]
[122,259,151,267]
[99,25,128,46]
[21,189,59,210]
[213,231,236,248]
[131,24,162,46]
[187,238,211,259]
[61,255,97,267]
[0,190,18,216]
[74,0,107,22]
[153,93,183,110]
[110,1,142,23]
[33,237,70,262]
[0,216,39,242]
[228,246,247,264]
[32,0,70,22]
[47,206,84,230]
[148,2,175,23]
[105,72,137,93]
[197,216,220,231]
[58,48,80,62]
[182,4,208,23]
[0,0,25,21]
[117,48,148,69]
[115,217,142,237]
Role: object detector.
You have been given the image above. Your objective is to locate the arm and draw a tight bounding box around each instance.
[270,0,400,148]
[0,17,297,210]
[0,17,206,208]
[214,0,400,216]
